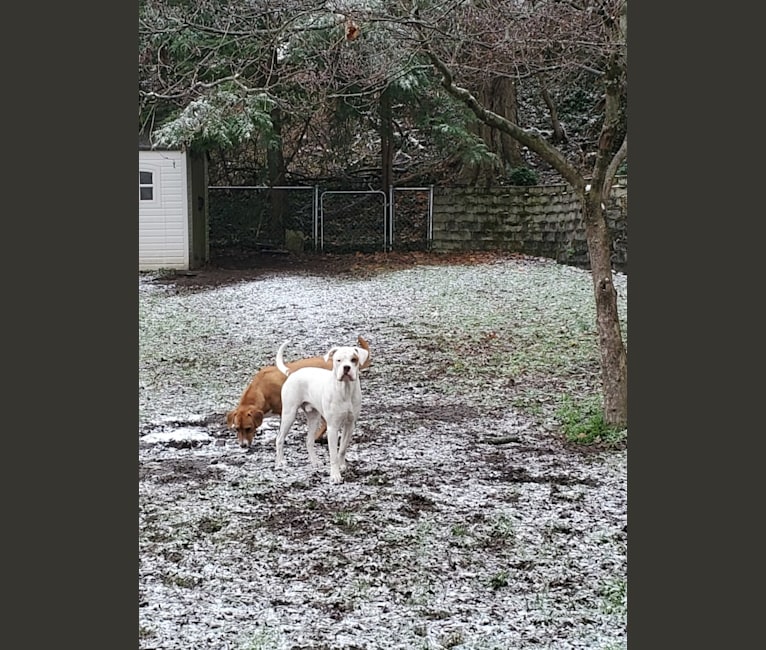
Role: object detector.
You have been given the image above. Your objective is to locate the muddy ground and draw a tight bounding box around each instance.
[139,251,627,650]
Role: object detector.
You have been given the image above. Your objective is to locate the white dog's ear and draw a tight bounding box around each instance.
[355,346,369,368]
[324,347,338,362]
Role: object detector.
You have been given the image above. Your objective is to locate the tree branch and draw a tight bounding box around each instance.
[420,39,583,190]
[602,135,627,195]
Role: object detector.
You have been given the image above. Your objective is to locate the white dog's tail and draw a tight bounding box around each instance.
[276,340,290,376]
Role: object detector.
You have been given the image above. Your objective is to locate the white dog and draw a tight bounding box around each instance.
[275,340,369,484]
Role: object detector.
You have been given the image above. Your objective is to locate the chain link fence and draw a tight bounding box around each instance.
[208,186,316,251]
[209,185,433,254]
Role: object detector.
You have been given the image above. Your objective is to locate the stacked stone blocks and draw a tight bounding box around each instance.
[431,177,627,271]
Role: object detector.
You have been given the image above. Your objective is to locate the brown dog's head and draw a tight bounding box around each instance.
[226,406,265,448]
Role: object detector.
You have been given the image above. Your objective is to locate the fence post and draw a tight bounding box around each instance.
[313,185,319,251]
[388,185,394,251]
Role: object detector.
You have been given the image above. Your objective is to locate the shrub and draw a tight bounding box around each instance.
[489,570,509,590]
[507,166,539,186]
[617,160,627,176]
[556,395,626,447]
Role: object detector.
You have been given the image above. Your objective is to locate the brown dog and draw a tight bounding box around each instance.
[226,336,371,448]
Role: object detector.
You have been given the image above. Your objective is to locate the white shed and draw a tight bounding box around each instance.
[139,135,209,271]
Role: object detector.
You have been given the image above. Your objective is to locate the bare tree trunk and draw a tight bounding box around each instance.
[267,105,287,246]
[584,49,628,428]
[582,194,627,427]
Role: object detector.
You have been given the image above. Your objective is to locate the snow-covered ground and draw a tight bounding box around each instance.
[139,255,627,650]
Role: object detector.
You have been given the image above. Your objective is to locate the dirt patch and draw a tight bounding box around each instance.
[147,249,532,289]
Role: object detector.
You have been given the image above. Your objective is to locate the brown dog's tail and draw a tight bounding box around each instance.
[357,335,372,371]
[276,340,290,376]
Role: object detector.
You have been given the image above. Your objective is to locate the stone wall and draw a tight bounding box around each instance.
[431,177,627,272]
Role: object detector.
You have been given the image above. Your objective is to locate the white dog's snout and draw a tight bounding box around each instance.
[339,364,354,381]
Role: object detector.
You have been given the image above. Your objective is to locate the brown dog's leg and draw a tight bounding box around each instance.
[314,419,328,441]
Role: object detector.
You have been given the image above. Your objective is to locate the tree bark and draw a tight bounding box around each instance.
[582,193,627,427]
[486,76,523,168]
[379,87,393,192]
[460,76,522,185]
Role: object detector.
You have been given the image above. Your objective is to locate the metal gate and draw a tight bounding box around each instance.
[390,186,434,252]
[319,190,387,253]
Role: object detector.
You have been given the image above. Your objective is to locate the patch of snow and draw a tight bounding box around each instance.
[141,427,212,445]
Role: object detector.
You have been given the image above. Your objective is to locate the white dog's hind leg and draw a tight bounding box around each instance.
[326,426,343,484]
[275,409,298,469]
[304,409,322,468]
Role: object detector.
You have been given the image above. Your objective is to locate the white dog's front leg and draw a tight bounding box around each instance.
[337,425,353,472]
[326,426,343,484]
